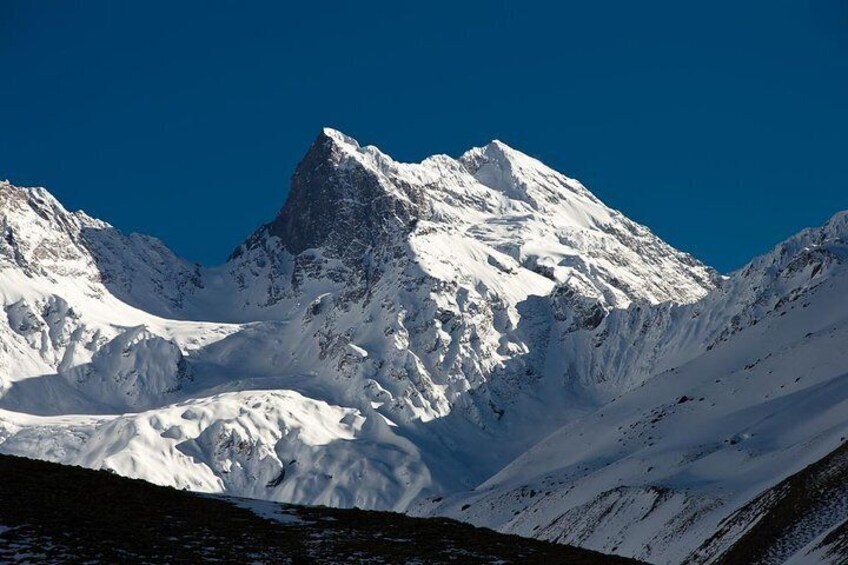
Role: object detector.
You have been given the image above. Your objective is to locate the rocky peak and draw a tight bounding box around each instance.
[0,181,103,280]
[0,181,201,317]
[240,129,426,267]
[734,210,848,286]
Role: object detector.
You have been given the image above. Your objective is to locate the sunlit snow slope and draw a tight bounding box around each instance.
[418,212,848,564]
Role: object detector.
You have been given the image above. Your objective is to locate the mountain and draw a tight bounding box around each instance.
[0,453,639,564]
[1,129,846,563]
[415,212,848,564]
[0,129,717,504]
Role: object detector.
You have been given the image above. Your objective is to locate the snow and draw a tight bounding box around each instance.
[785,521,848,565]
[0,389,430,509]
[347,343,368,359]
[417,211,848,563]
[223,497,305,525]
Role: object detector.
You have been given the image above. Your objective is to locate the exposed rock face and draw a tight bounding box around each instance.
[266,129,425,260]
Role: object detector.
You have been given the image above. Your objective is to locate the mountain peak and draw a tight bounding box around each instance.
[230,131,717,308]
[458,138,587,209]
[824,209,848,237]
[460,139,523,170]
[246,128,422,260]
[483,138,520,155]
[319,127,362,151]
[305,127,399,175]
[304,127,364,165]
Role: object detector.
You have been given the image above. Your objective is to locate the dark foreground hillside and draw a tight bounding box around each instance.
[0,454,640,564]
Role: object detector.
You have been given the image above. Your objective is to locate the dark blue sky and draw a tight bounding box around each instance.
[2,1,846,272]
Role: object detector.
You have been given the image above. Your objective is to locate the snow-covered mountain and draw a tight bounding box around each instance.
[416,212,848,563]
[1,129,846,563]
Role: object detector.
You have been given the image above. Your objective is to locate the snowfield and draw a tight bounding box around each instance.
[1,130,846,563]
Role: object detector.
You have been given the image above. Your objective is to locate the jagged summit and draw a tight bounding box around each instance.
[232,129,716,308]
[0,179,202,318]
[265,129,592,224]
[255,128,423,260]
[320,126,360,149]
[1,180,108,280]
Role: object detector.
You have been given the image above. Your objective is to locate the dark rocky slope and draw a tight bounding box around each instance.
[690,441,848,564]
[0,454,640,564]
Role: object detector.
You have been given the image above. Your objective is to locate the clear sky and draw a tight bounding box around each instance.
[2,1,846,272]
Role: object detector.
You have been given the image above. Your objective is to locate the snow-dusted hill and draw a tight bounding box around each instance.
[1,129,846,563]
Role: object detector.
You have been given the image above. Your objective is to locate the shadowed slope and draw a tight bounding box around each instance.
[0,454,640,564]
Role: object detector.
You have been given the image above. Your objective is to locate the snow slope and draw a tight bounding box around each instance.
[418,212,848,563]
